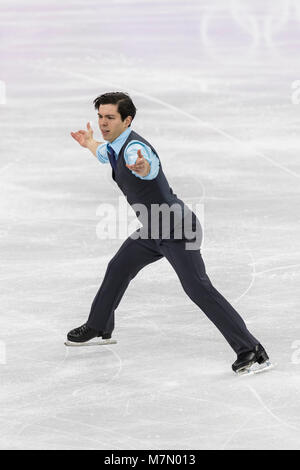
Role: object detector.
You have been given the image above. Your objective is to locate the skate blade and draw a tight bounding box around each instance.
[236,360,276,377]
[64,339,117,347]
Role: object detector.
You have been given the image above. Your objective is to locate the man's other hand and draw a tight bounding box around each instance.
[126,149,150,177]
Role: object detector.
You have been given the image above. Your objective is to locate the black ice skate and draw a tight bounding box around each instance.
[65,322,117,347]
[232,344,274,376]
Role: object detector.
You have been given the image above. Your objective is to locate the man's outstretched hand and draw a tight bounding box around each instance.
[70,122,101,157]
[126,149,150,177]
[70,122,94,148]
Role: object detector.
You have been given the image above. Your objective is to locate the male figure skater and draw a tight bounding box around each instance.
[67,92,272,375]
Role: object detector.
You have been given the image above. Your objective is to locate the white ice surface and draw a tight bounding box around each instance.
[0,0,300,450]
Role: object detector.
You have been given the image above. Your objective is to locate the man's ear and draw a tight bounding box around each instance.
[125,116,132,127]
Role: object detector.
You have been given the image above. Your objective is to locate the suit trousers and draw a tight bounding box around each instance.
[87,232,259,355]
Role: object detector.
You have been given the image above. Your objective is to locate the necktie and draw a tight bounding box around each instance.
[107,144,117,172]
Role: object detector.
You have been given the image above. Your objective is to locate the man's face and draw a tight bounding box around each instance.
[97,103,132,142]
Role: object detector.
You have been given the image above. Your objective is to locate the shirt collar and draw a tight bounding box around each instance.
[107,127,132,156]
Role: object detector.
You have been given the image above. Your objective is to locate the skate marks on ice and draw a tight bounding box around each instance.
[246,383,300,433]
[220,379,299,450]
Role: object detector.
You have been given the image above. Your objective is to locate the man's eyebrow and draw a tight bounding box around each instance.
[97,113,116,117]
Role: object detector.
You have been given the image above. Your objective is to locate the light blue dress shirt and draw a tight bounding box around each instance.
[96,127,160,180]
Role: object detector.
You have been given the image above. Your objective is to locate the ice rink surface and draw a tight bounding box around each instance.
[1,0,300,450]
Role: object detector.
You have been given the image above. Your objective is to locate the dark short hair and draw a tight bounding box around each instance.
[93,92,137,126]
